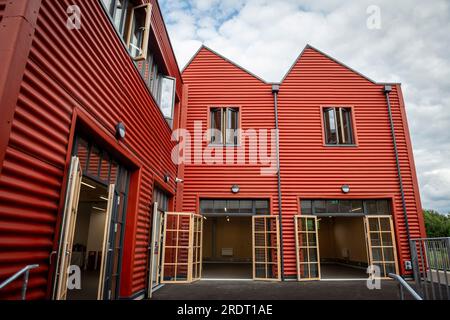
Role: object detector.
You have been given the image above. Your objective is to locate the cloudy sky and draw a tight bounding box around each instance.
[159,0,450,213]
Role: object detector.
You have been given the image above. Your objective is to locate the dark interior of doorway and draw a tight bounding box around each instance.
[67,177,109,300]
[318,216,368,279]
[202,216,252,279]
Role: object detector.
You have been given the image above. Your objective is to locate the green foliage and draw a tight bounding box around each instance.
[423,209,450,238]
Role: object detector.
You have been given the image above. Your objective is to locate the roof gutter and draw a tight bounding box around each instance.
[272,84,285,280]
[383,85,412,263]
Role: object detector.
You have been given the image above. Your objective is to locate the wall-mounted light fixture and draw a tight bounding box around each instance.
[341,185,350,194]
[116,122,126,140]
[231,185,240,194]
[175,177,184,183]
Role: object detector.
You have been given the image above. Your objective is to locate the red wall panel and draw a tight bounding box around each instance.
[0,0,182,299]
[181,47,279,218]
[182,45,425,278]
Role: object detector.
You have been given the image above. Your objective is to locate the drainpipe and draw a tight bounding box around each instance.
[272,84,285,280]
[384,85,412,267]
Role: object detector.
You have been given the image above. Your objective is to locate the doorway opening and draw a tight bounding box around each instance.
[202,216,252,280]
[318,216,368,279]
[297,199,399,281]
[67,177,110,300]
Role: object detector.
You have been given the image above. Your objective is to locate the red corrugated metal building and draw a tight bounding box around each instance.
[0,0,425,300]
[0,0,184,299]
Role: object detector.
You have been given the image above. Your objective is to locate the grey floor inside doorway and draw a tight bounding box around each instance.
[320,263,367,279]
[151,280,413,300]
[202,263,252,279]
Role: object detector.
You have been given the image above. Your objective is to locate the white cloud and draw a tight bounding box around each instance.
[160,0,450,213]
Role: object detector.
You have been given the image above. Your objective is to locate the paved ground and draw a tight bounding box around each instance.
[152,280,413,300]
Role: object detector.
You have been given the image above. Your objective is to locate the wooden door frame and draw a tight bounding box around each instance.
[294,215,321,281]
[252,215,281,281]
[97,184,116,300]
[54,156,83,300]
[365,215,399,279]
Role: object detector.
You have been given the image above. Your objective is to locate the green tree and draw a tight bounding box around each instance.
[423,209,450,238]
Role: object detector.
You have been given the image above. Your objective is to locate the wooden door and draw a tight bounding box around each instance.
[252,215,281,281]
[364,215,399,278]
[294,215,321,281]
[54,157,83,300]
[97,184,115,299]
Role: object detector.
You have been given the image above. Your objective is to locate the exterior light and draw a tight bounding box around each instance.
[164,174,170,183]
[341,185,350,194]
[226,216,230,222]
[116,122,126,140]
[175,177,184,183]
[231,185,240,194]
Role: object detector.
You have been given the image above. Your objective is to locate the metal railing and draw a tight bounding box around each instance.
[0,264,39,300]
[411,237,450,300]
[389,273,423,300]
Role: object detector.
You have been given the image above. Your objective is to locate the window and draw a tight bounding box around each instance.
[210,107,239,145]
[101,1,176,127]
[100,0,152,61]
[200,199,269,216]
[126,4,152,61]
[300,199,391,216]
[323,107,354,145]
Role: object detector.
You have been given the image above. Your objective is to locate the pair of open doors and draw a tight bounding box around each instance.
[294,215,399,280]
[148,213,283,297]
[53,157,116,300]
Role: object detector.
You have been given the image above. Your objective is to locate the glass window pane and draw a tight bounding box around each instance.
[339,200,351,213]
[213,200,226,214]
[210,108,223,144]
[226,108,239,145]
[226,200,239,213]
[101,0,114,15]
[200,200,213,214]
[76,138,89,173]
[159,77,175,120]
[129,7,146,58]
[239,200,253,214]
[366,200,378,214]
[255,200,269,214]
[88,147,101,176]
[341,108,354,144]
[301,200,312,214]
[314,200,326,214]
[324,108,337,144]
[351,200,363,214]
[377,200,390,214]
[113,0,128,36]
[326,200,338,213]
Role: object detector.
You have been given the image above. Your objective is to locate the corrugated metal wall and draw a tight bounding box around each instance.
[182,45,425,278]
[278,47,424,276]
[0,0,182,299]
[181,47,279,216]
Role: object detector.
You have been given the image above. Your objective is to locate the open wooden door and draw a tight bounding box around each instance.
[294,215,321,281]
[161,213,203,283]
[148,202,164,298]
[54,156,83,300]
[364,215,399,278]
[97,184,115,300]
[252,215,281,281]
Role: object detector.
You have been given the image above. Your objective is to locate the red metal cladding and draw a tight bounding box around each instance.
[0,0,182,299]
[181,47,279,217]
[278,47,425,276]
[182,46,425,278]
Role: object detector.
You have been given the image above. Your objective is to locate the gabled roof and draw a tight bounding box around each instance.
[182,45,273,85]
[182,44,400,86]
